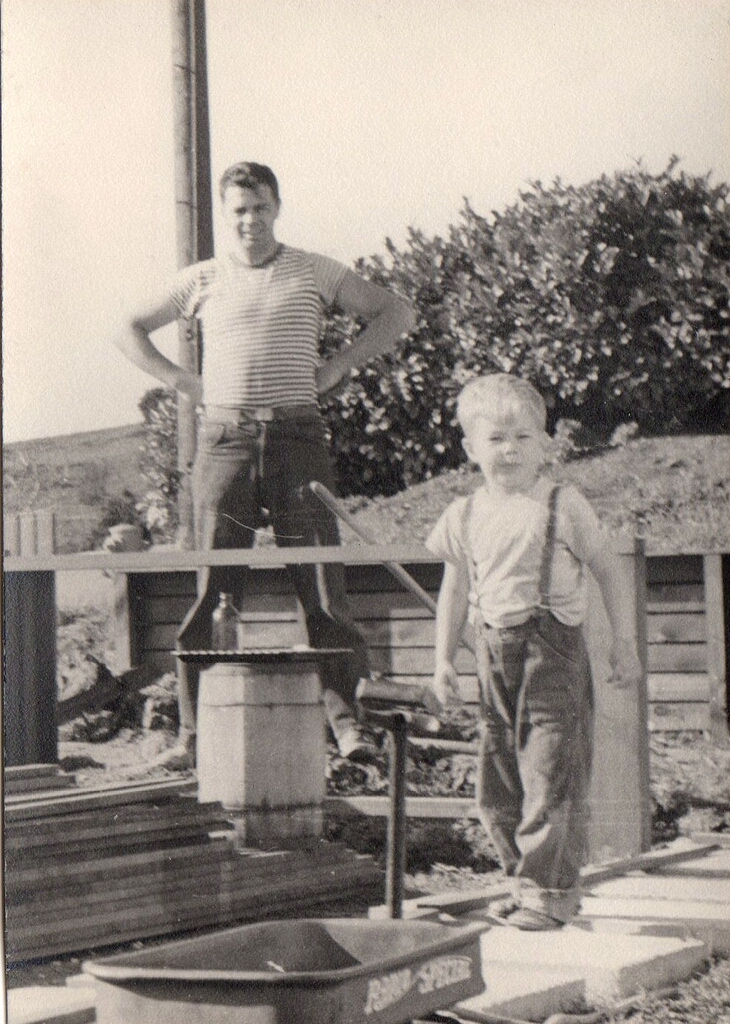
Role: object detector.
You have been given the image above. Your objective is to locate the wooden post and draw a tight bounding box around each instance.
[704,554,729,745]
[35,510,56,555]
[19,513,38,556]
[586,538,652,861]
[4,514,21,556]
[171,0,213,549]
[3,572,57,767]
[110,573,139,675]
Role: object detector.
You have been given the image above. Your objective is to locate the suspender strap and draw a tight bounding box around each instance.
[537,485,560,611]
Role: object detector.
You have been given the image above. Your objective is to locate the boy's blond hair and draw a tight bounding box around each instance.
[457,374,547,434]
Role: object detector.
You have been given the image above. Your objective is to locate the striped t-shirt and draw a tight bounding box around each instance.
[168,245,348,408]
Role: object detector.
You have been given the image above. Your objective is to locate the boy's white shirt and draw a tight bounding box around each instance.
[426,475,605,630]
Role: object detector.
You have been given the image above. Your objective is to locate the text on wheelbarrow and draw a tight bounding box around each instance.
[363,955,474,1015]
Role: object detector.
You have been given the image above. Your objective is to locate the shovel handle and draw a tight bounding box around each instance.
[309,481,475,655]
[310,481,438,613]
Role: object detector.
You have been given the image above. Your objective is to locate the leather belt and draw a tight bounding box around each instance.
[204,404,319,424]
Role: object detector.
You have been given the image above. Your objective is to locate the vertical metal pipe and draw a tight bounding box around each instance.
[386,713,408,919]
[171,0,212,547]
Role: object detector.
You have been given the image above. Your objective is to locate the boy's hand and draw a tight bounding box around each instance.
[432,662,463,707]
[608,638,642,689]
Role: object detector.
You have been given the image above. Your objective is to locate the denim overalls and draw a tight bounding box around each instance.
[471,486,594,922]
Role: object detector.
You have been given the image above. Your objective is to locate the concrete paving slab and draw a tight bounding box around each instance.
[7,985,96,1024]
[581,896,730,954]
[456,965,587,1021]
[471,925,707,1004]
[588,874,730,903]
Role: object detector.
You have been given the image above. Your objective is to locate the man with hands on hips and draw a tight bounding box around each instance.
[116,161,415,769]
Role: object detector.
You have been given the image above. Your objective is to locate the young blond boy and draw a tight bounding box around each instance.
[426,374,642,930]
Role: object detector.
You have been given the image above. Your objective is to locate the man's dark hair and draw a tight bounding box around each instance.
[219,162,280,203]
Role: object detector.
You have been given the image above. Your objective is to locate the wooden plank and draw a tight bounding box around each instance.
[704,553,729,743]
[648,702,711,731]
[137,571,197,597]
[646,584,705,606]
[5,840,235,899]
[3,773,76,795]
[6,821,230,863]
[647,643,707,673]
[110,573,136,673]
[145,620,303,651]
[7,849,382,960]
[646,555,704,585]
[19,511,38,555]
[647,612,707,643]
[35,509,56,554]
[325,795,478,819]
[3,543,444,572]
[647,674,710,703]
[147,594,200,621]
[8,842,346,913]
[7,798,230,841]
[6,835,240,888]
[5,778,196,820]
[8,877,384,963]
[4,764,61,780]
[581,841,721,886]
[4,513,21,555]
[7,841,361,918]
[585,540,652,860]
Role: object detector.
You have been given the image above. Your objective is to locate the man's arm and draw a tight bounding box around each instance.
[316,270,416,396]
[115,292,203,405]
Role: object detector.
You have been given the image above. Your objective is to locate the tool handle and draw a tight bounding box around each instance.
[309,481,476,654]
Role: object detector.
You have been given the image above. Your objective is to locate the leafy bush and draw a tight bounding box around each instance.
[137,387,181,542]
[88,489,149,549]
[323,159,730,495]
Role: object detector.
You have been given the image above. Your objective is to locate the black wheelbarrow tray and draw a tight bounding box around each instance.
[83,917,488,1024]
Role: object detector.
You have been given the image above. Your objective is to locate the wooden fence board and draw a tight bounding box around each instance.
[646,612,707,643]
[704,554,729,742]
[647,643,707,673]
[648,702,711,731]
[646,584,705,606]
[647,674,710,703]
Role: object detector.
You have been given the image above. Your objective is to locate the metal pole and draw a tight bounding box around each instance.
[386,713,408,919]
[171,0,213,548]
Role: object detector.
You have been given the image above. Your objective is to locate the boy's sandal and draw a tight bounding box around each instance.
[502,907,566,931]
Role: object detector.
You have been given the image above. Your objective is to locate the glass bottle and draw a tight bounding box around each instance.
[211,593,240,650]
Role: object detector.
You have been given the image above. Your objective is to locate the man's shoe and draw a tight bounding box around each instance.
[338,728,380,764]
[153,734,196,772]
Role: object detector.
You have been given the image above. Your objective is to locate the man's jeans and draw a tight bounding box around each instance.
[176,409,369,745]
[475,612,594,922]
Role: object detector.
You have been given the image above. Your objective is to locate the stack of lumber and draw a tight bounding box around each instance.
[4,763,76,796]
[5,771,383,963]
